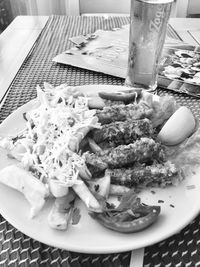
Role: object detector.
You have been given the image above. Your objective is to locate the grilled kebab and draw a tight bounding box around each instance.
[95,102,153,125]
[107,161,181,189]
[91,118,154,147]
[84,137,165,175]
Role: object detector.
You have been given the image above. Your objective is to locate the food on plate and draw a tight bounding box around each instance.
[87,96,106,109]
[0,165,49,217]
[95,102,153,125]
[157,106,196,145]
[98,88,142,103]
[0,83,191,234]
[68,120,99,152]
[90,189,161,233]
[87,137,102,153]
[147,95,177,127]
[164,126,200,177]
[72,179,102,212]
[49,178,69,198]
[107,161,181,189]
[84,138,166,173]
[87,173,111,198]
[0,85,101,216]
[48,189,76,230]
[109,184,130,196]
[90,118,154,147]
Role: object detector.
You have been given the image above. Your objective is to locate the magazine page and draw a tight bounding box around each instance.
[53,25,200,97]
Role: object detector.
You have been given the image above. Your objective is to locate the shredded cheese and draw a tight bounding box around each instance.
[0,84,101,187]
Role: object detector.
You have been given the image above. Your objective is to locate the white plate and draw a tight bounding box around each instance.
[0,84,200,254]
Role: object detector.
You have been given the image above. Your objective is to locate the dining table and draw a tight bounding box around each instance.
[1,15,200,267]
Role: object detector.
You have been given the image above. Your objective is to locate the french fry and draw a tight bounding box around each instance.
[87,174,110,198]
[87,137,102,153]
[77,165,91,180]
[0,165,49,218]
[48,190,76,230]
[7,143,26,161]
[68,126,91,152]
[109,184,130,196]
[49,179,69,198]
[72,178,102,212]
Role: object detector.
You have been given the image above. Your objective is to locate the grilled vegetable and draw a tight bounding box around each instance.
[98,88,142,103]
[90,189,161,233]
[90,205,160,233]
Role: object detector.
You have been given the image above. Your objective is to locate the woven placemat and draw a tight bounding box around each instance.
[1,15,200,267]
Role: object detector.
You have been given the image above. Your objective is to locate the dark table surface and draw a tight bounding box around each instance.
[1,15,200,267]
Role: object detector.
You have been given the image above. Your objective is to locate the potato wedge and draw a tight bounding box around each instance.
[87,137,102,153]
[72,179,101,212]
[49,179,69,198]
[0,165,49,217]
[87,174,110,198]
[48,190,76,230]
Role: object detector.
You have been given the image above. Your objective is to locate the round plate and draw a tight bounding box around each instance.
[0,85,199,253]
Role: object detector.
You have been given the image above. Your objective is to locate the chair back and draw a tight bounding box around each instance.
[187,0,200,17]
[74,0,179,17]
[175,0,200,17]
[8,0,184,18]
[79,0,130,15]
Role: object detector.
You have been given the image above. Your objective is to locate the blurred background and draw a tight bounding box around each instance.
[0,0,200,33]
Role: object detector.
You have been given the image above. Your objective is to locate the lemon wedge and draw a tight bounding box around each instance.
[157,106,196,146]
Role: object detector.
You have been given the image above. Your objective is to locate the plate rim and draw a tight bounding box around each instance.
[0,84,199,253]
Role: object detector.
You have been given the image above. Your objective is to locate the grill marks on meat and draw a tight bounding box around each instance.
[107,162,180,188]
[95,102,153,125]
[86,99,181,189]
[92,118,154,146]
[85,138,165,174]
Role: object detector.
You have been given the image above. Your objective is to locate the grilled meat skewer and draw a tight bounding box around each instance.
[95,102,153,125]
[107,161,181,189]
[91,118,154,147]
[84,138,165,175]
